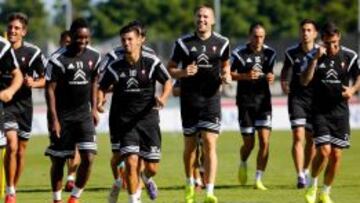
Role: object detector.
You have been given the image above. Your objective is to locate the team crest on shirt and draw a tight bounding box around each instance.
[21,56,26,62]
[141,69,146,74]
[212,46,217,52]
[341,61,345,69]
[88,60,93,69]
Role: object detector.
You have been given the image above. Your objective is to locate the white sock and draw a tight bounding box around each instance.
[53,190,62,201]
[67,175,75,181]
[304,169,310,176]
[70,186,83,198]
[6,186,15,195]
[206,183,214,195]
[310,177,318,188]
[195,178,203,186]
[298,171,305,179]
[240,160,247,167]
[322,184,331,194]
[135,187,142,199]
[141,172,151,184]
[186,177,195,186]
[255,170,263,181]
[128,193,138,203]
[114,178,122,187]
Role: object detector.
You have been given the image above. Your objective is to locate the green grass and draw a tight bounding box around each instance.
[8,130,360,202]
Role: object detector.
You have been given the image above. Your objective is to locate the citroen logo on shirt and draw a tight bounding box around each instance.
[196,53,212,68]
[68,61,88,85]
[326,69,338,79]
[74,69,86,81]
[126,77,139,88]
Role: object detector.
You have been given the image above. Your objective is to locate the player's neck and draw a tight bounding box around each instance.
[11,40,22,50]
[250,44,262,53]
[301,42,314,52]
[126,51,140,65]
[196,30,212,40]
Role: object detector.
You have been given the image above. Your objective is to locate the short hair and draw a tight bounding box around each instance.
[127,20,146,37]
[119,22,141,36]
[60,30,71,39]
[249,22,265,34]
[194,4,215,15]
[300,19,318,31]
[321,22,340,38]
[8,12,28,28]
[69,18,89,34]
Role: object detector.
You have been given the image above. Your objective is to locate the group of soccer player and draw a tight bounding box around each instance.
[0,3,358,203]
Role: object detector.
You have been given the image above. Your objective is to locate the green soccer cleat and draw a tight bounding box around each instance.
[238,165,247,185]
[204,194,218,203]
[319,192,334,203]
[185,185,195,203]
[305,186,317,203]
[254,180,268,191]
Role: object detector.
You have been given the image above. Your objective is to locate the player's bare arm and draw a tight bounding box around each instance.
[300,47,326,86]
[46,81,61,137]
[167,60,198,79]
[0,67,23,102]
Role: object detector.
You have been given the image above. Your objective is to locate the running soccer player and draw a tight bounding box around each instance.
[45,18,101,203]
[302,22,360,203]
[58,30,81,193]
[280,19,317,188]
[230,22,276,191]
[98,22,172,203]
[168,4,231,203]
[97,20,158,203]
[3,12,46,203]
[0,36,23,149]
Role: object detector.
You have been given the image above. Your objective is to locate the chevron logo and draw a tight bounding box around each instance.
[126,77,139,88]
[326,69,338,79]
[73,69,86,81]
[197,53,209,63]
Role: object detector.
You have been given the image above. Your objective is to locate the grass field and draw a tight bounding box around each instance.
[7,130,360,203]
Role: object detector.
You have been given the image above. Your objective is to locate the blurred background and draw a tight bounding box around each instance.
[0,0,359,132]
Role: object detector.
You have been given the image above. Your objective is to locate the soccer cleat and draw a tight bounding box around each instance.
[4,194,16,203]
[238,164,248,185]
[107,183,121,203]
[305,173,311,188]
[297,176,306,189]
[144,179,158,200]
[204,194,218,203]
[64,180,75,192]
[304,186,317,203]
[254,180,268,191]
[319,192,334,203]
[67,196,79,203]
[185,185,195,203]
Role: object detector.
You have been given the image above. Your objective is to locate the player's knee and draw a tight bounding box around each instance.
[80,153,95,167]
[145,163,158,176]
[242,142,254,152]
[125,154,139,172]
[318,146,331,158]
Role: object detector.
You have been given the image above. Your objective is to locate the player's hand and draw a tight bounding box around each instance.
[24,75,34,87]
[342,85,355,100]
[0,89,16,103]
[184,61,198,77]
[281,81,290,95]
[266,73,275,84]
[221,73,232,85]
[247,69,261,80]
[97,91,106,113]
[51,120,61,138]
[92,109,99,126]
[154,96,167,110]
[315,46,326,59]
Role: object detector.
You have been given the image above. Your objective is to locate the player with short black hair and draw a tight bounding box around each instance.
[60,31,71,48]
[98,22,172,203]
[231,22,276,191]
[168,4,231,203]
[280,19,318,188]
[3,12,46,203]
[45,18,101,203]
[302,22,360,203]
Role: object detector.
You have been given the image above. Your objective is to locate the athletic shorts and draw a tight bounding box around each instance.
[237,102,272,135]
[0,102,5,148]
[312,114,350,149]
[116,109,161,162]
[180,96,221,136]
[45,113,97,158]
[3,106,32,140]
[288,96,313,130]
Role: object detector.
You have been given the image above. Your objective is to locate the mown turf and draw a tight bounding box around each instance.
[8,130,360,203]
